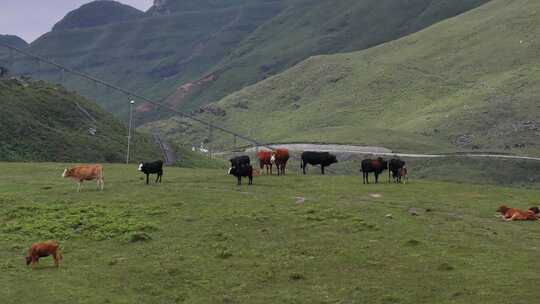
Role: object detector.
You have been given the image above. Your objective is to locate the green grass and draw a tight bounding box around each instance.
[158,0,540,156]
[2,162,540,303]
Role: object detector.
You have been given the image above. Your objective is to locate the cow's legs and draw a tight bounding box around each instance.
[237,176,242,185]
[53,253,60,267]
[321,166,325,175]
[77,181,82,192]
[155,174,160,183]
[146,174,150,185]
[302,164,307,175]
[249,175,253,185]
[375,173,379,184]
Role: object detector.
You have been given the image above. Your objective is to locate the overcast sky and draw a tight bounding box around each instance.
[0,0,154,43]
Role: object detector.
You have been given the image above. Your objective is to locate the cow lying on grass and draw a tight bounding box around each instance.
[62,164,104,192]
[497,205,539,221]
[138,160,164,184]
[229,155,253,185]
[26,241,62,269]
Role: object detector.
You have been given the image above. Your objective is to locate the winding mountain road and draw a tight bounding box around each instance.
[244,143,540,162]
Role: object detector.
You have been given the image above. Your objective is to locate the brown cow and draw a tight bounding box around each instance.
[271,148,290,176]
[257,150,273,175]
[497,205,539,221]
[26,241,62,269]
[62,164,104,192]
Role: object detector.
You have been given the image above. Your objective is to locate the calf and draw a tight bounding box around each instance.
[26,241,62,269]
[399,166,409,184]
[62,164,104,192]
[388,158,406,183]
[300,151,338,175]
[257,150,273,175]
[138,160,164,184]
[228,164,254,185]
[497,205,539,221]
[361,158,388,184]
[272,148,290,176]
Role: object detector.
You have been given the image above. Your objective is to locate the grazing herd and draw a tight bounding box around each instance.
[59,149,410,191]
[26,149,537,270]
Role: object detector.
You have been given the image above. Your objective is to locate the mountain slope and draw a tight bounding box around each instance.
[9,0,285,119]
[171,0,490,111]
[0,35,28,68]
[152,0,540,155]
[6,0,489,120]
[0,78,160,162]
[52,0,144,31]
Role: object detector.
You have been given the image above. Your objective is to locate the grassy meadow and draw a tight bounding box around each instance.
[1,162,540,303]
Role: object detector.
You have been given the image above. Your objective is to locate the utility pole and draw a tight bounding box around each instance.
[126,100,135,164]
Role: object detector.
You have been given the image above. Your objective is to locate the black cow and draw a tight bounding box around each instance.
[300,151,338,175]
[230,155,250,168]
[228,164,253,185]
[361,157,388,184]
[388,158,406,183]
[138,160,163,184]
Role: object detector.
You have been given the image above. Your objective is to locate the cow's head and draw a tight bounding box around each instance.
[25,255,32,266]
[138,163,144,171]
[530,207,540,214]
[270,154,276,164]
[61,168,69,178]
[330,154,338,164]
[377,157,388,169]
[497,205,509,214]
[227,167,233,175]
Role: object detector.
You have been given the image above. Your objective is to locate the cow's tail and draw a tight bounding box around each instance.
[300,159,304,169]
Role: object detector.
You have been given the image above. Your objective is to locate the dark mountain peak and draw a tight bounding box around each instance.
[0,35,29,48]
[53,0,144,31]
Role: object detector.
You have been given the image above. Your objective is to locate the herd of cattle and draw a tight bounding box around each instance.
[226,149,408,185]
[29,149,540,268]
[60,148,409,190]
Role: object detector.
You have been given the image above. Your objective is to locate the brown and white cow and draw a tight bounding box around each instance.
[26,240,62,269]
[257,150,273,175]
[271,148,290,176]
[62,164,104,192]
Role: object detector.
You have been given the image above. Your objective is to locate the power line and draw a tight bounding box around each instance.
[0,42,270,150]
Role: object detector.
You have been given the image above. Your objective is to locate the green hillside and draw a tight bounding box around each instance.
[153,0,540,155]
[7,0,285,119]
[4,0,488,119]
[52,0,144,31]
[177,0,490,111]
[0,78,160,162]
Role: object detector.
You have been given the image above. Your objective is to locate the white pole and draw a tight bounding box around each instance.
[126,100,135,164]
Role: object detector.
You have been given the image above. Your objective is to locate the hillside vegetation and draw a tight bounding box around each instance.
[157,0,540,155]
[4,0,488,118]
[2,163,540,303]
[0,78,160,162]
